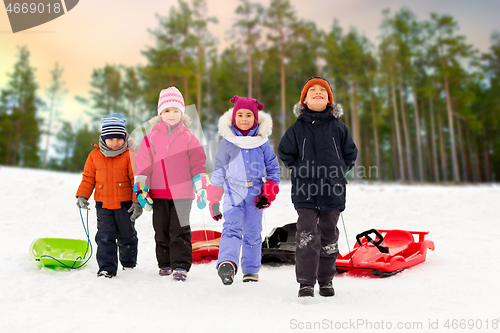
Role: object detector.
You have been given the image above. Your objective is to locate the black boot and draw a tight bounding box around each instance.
[298,284,314,297]
[242,273,259,282]
[97,270,114,278]
[319,281,335,297]
[218,261,235,285]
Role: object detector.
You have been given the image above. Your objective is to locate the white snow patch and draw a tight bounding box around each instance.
[1,166,499,332]
[297,231,314,249]
[322,242,338,255]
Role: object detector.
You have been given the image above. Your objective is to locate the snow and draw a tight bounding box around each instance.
[1,165,499,332]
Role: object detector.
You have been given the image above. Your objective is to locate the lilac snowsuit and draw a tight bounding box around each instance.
[211,110,280,274]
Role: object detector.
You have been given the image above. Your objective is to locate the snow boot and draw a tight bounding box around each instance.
[218,261,236,285]
[242,273,259,283]
[298,284,314,297]
[319,282,335,297]
[159,267,172,276]
[97,270,114,278]
[172,268,188,281]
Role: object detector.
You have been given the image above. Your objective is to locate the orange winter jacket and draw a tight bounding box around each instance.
[76,146,137,209]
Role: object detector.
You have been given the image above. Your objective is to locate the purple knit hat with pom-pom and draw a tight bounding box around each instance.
[230,95,264,124]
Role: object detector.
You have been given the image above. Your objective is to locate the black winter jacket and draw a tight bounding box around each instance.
[278,103,357,211]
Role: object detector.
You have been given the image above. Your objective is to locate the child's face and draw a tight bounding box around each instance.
[234,109,255,131]
[161,107,182,126]
[304,84,329,111]
[105,138,125,150]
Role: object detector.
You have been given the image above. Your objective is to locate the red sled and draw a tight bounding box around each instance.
[191,230,221,264]
[336,229,435,277]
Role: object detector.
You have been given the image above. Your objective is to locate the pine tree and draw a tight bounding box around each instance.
[391,7,425,181]
[427,13,475,182]
[233,0,264,97]
[0,46,41,167]
[264,0,296,137]
[340,29,365,172]
[122,66,140,127]
[379,34,405,180]
[54,120,75,171]
[42,63,66,169]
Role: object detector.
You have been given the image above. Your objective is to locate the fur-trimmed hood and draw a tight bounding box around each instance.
[218,108,273,139]
[292,102,344,119]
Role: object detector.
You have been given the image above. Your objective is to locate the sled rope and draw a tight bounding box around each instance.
[39,208,93,269]
[263,210,270,249]
[340,213,354,267]
[200,204,211,252]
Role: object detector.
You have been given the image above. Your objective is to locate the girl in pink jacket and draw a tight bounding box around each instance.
[134,87,208,281]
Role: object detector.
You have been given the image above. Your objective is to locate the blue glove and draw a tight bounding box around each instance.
[196,188,208,209]
[133,182,153,211]
[193,173,209,210]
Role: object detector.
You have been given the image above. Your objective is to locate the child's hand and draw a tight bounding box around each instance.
[262,180,279,201]
[193,173,209,209]
[207,184,224,219]
[136,192,153,211]
[207,184,224,202]
[133,181,148,195]
[255,196,271,209]
[76,196,90,210]
[195,188,208,210]
[255,180,279,209]
[209,202,223,221]
[133,182,153,211]
[128,202,143,222]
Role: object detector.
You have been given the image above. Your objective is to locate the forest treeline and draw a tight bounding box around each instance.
[1,0,499,182]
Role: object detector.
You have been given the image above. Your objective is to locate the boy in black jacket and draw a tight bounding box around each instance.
[278,77,357,297]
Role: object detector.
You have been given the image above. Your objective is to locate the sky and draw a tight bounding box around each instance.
[1,0,499,125]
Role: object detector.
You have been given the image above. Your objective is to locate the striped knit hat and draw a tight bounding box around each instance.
[101,113,127,141]
[158,87,185,115]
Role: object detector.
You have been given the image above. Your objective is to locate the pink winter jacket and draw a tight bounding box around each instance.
[135,121,206,200]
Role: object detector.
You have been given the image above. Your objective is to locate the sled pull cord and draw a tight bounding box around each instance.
[340,213,354,267]
[77,207,93,263]
[263,210,270,249]
[39,208,93,269]
[200,206,211,252]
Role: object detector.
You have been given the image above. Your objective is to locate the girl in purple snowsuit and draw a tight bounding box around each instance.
[207,96,281,285]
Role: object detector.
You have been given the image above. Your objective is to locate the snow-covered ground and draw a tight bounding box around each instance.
[1,166,499,332]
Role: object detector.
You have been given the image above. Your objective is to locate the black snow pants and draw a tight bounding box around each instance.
[95,201,138,275]
[295,208,340,286]
[152,198,193,271]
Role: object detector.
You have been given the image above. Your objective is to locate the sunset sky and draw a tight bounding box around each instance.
[1,0,499,124]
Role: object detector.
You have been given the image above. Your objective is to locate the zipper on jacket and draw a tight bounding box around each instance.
[332,137,341,159]
[166,127,180,153]
[166,127,176,152]
[301,138,306,161]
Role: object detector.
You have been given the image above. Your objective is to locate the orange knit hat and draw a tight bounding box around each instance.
[300,77,334,107]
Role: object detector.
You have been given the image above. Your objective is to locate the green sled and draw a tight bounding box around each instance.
[30,238,91,269]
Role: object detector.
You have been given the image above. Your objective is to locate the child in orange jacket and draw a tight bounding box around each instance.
[76,113,141,278]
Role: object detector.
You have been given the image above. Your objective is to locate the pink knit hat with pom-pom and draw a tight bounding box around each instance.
[158,87,185,115]
[230,96,264,124]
